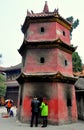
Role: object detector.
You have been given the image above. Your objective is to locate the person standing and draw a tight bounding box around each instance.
[40,99,48,127]
[30,97,40,127]
[5,100,12,114]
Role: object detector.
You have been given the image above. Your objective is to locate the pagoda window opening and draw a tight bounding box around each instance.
[63,31,65,36]
[65,60,68,66]
[40,57,45,63]
[40,27,45,33]
[66,92,72,107]
[67,97,72,107]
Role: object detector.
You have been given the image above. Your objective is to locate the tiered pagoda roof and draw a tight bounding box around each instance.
[17,71,77,84]
[18,38,77,56]
[22,1,72,34]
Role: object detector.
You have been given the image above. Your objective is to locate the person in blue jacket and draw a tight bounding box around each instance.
[30,96,40,127]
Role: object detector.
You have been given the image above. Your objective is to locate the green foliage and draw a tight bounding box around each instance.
[66,16,79,38]
[72,51,82,72]
[66,17,81,72]
[66,16,73,23]
[0,73,7,97]
[72,19,79,29]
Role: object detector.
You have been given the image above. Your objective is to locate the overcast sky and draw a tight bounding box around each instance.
[0,0,84,67]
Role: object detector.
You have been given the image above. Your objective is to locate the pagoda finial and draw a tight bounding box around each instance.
[43,1,49,13]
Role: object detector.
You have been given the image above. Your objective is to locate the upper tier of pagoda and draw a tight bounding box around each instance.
[22,1,72,34]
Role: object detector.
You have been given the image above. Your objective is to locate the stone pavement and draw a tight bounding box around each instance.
[0,106,84,130]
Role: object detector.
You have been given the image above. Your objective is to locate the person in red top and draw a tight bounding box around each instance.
[6,100,12,114]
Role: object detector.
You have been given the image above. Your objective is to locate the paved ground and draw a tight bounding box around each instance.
[0,106,84,130]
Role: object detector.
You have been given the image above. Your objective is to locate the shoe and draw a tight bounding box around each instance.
[41,126,46,127]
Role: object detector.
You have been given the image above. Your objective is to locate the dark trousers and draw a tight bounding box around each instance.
[42,116,48,127]
[30,112,39,127]
[7,107,11,113]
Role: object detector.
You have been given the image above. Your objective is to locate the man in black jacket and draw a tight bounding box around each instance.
[30,97,40,127]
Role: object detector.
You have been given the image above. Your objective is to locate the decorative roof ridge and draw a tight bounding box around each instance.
[24,38,65,43]
[26,1,61,19]
[19,71,75,78]
[18,38,77,54]
[24,38,76,48]
[26,8,71,26]
[17,71,77,84]
[26,11,59,17]
[21,72,57,76]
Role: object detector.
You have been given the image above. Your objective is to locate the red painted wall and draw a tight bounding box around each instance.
[20,82,77,124]
[57,49,73,75]
[56,22,70,44]
[26,22,56,41]
[23,48,73,76]
[26,22,70,44]
[21,96,31,120]
[57,83,77,122]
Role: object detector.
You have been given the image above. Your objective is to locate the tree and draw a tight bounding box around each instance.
[66,17,81,72]
[72,51,82,72]
[66,16,79,39]
[0,73,7,97]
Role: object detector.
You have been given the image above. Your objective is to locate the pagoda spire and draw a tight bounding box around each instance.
[43,1,49,13]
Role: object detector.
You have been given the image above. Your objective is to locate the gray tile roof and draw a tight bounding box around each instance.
[75,78,84,89]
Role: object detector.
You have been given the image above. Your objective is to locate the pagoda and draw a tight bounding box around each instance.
[17,1,78,125]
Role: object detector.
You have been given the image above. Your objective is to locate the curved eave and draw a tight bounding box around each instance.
[17,71,77,84]
[22,14,72,34]
[18,39,76,56]
[75,78,84,90]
